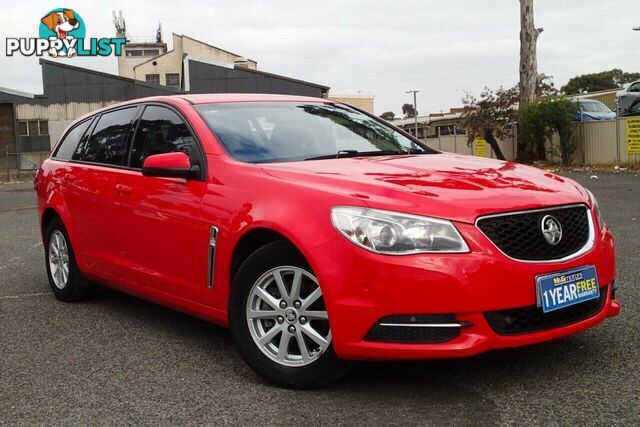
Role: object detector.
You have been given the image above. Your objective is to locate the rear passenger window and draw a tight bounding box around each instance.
[73,107,137,166]
[54,118,93,160]
[128,106,201,169]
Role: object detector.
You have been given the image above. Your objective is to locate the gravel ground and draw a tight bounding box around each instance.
[1,172,638,426]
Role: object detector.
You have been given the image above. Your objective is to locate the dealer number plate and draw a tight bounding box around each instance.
[536,266,599,313]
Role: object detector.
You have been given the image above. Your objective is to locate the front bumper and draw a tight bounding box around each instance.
[309,221,620,361]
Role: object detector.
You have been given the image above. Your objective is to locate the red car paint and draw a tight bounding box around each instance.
[35,94,620,361]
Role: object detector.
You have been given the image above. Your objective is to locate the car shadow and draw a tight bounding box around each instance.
[81,287,604,425]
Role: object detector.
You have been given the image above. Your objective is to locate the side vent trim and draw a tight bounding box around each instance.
[207,226,219,289]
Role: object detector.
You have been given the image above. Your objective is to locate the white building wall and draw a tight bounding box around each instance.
[129,34,257,86]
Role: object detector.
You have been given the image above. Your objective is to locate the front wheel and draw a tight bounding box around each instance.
[229,241,351,388]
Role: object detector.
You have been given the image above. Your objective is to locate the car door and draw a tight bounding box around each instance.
[63,106,139,274]
[109,104,208,301]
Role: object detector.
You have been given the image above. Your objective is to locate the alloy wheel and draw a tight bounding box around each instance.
[246,266,331,367]
[48,230,70,290]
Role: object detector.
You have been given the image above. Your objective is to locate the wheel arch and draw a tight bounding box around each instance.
[230,227,305,283]
[41,207,62,240]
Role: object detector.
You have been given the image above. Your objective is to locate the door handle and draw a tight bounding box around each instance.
[62,174,75,183]
[115,184,133,195]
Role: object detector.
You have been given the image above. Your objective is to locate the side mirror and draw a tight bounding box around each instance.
[142,152,200,179]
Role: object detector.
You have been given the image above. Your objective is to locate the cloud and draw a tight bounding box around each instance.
[1,0,638,114]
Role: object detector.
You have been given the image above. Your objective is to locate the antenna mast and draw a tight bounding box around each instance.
[112,10,126,38]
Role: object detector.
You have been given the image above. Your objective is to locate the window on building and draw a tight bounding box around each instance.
[73,107,137,166]
[146,74,160,85]
[437,125,455,136]
[128,106,201,169]
[165,73,180,87]
[127,49,161,57]
[18,120,49,136]
[28,121,39,136]
[39,121,49,135]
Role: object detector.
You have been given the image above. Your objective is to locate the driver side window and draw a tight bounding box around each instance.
[128,105,202,169]
[628,83,640,93]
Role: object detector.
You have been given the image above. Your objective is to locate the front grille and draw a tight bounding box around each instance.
[477,205,590,261]
[364,314,462,343]
[484,287,606,335]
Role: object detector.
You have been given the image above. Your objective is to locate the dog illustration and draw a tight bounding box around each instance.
[40,9,79,57]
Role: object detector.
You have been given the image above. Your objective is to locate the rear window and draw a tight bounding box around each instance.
[53,118,93,160]
[73,107,137,166]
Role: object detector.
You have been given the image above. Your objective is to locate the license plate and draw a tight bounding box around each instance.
[536,266,599,313]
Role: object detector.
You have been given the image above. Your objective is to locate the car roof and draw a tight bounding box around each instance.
[64,94,338,127]
[174,93,335,105]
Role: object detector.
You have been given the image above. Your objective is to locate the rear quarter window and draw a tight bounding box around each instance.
[53,118,93,160]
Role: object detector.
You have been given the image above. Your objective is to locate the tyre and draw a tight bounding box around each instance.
[44,217,94,302]
[229,240,351,388]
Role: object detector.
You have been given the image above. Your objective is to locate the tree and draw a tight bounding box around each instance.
[517,0,544,163]
[519,0,543,105]
[402,103,416,118]
[542,98,576,165]
[518,102,551,162]
[561,69,640,95]
[380,111,396,121]
[518,97,576,164]
[460,86,519,161]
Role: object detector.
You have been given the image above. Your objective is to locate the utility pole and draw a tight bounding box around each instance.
[406,90,420,139]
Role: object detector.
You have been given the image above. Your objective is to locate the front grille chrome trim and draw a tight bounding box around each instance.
[475,204,596,264]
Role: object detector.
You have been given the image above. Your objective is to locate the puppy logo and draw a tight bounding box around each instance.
[39,8,85,57]
[5,9,125,58]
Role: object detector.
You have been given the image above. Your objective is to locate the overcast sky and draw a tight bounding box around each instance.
[1,0,638,115]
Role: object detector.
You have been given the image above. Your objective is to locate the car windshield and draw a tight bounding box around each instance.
[195,102,432,163]
[580,101,612,113]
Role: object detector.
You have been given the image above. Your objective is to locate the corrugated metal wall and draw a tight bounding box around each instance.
[188,60,326,98]
[425,134,514,159]
[433,119,640,166]
[40,60,183,104]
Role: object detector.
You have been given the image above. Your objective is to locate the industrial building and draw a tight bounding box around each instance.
[0,43,329,178]
[393,107,467,140]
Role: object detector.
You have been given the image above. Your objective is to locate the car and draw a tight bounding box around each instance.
[616,80,640,115]
[570,98,616,121]
[619,97,640,117]
[35,94,621,388]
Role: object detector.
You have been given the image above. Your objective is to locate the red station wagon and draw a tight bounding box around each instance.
[35,94,621,388]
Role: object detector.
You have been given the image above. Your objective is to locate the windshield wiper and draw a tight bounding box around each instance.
[304,150,425,161]
[305,150,393,161]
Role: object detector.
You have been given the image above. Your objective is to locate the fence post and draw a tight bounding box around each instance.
[616,117,621,164]
[581,121,586,164]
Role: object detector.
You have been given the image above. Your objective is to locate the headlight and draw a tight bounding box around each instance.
[331,207,469,254]
[586,190,603,229]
